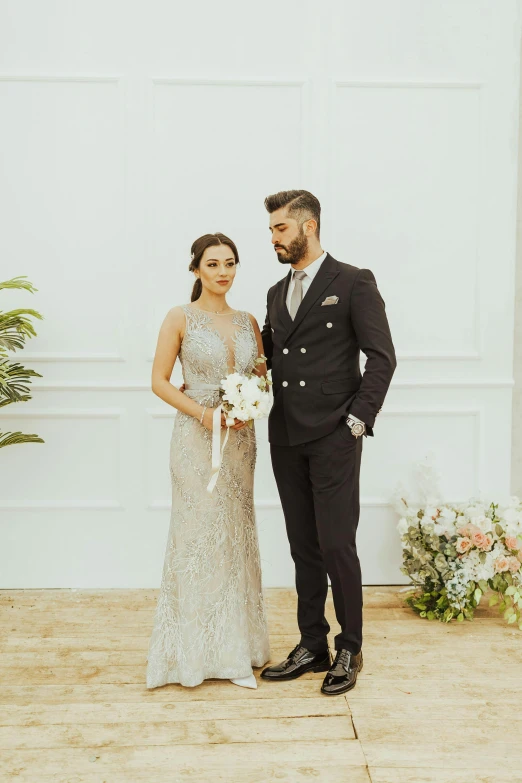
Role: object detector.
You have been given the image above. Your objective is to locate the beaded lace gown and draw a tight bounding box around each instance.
[146,304,271,689]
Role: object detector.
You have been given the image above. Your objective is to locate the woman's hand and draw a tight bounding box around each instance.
[229,418,248,431]
[201,407,227,431]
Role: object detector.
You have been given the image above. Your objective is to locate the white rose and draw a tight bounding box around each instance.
[221,372,245,392]
[397,518,409,536]
[241,377,263,405]
[439,507,456,524]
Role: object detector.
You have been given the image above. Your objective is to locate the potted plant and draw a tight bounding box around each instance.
[0,276,44,447]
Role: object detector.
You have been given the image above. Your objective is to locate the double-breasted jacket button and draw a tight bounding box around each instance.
[283,348,289,354]
[326,322,332,328]
[282,381,288,387]
[300,381,306,386]
[300,347,306,353]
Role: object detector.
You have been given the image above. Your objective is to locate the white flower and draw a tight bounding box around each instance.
[397,517,409,536]
[472,515,490,532]
[420,507,438,530]
[240,376,263,405]
[221,372,244,391]
[500,507,522,535]
[439,507,456,524]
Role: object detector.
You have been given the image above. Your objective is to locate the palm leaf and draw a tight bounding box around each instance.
[0,430,44,448]
[0,277,43,447]
[0,359,42,405]
[0,310,44,354]
[0,277,38,294]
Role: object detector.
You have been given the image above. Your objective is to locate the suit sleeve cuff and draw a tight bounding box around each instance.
[348,400,376,429]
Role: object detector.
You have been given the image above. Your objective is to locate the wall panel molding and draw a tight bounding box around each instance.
[30,379,514,391]
[0,408,124,510]
[333,79,483,361]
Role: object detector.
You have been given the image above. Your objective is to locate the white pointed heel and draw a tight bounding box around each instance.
[230,673,257,689]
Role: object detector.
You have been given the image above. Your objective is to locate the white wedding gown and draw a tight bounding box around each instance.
[146,304,271,689]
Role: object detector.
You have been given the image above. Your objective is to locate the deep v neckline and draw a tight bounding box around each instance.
[185,305,251,375]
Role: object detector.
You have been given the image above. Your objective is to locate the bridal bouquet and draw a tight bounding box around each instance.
[395,463,522,628]
[220,356,273,426]
[207,356,272,493]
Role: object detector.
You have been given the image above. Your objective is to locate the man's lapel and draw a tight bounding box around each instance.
[286,253,339,338]
[276,270,293,332]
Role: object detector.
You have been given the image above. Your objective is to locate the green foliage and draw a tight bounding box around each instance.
[0,277,44,448]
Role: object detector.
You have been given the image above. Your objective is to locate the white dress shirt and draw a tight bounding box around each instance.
[285,251,327,312]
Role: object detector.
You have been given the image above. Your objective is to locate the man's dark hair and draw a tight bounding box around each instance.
[264,189,321,238]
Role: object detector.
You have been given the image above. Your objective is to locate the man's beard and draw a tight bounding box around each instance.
[275,227,308,265]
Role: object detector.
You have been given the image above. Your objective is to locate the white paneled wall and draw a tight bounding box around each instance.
[0,0,520,587]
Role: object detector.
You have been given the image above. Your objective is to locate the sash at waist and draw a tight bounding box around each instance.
[184,382,221,391]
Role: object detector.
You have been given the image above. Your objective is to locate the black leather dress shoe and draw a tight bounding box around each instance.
[260,644,331,681]
[321,649,363,695]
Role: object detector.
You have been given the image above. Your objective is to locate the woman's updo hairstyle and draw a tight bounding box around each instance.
[188,233,240,302]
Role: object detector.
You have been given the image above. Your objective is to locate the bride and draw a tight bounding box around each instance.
[146,232,271,690]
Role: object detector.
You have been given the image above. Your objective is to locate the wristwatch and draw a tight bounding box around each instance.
[346,414,365,438]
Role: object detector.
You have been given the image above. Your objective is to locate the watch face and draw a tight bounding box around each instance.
[352,422,364,436]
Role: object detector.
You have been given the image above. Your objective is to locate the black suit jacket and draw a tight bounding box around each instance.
[261,253,396,446]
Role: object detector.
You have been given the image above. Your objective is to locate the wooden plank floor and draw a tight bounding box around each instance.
[0,586,520,783]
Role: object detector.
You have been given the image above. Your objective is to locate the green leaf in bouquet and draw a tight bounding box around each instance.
[517,597,522,609]
[495,524,504,537]
[463,607,474,620]
[505,586,516,596]
[457,612,464,622]
[427,611,435,620]
[505,572,513,586]
[478,579,488,593]
[478,551,487,564]
[489,594,499,607]
[414,603,427,611]
[419,611,427,617]
[507,614,517,624]
[504,606,515,620]
[499,601,507,613]
[473,588,482,604]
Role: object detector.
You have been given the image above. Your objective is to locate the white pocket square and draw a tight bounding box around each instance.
[321,296,339,306]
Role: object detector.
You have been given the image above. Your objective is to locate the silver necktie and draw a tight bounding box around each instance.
[289,270,307,320]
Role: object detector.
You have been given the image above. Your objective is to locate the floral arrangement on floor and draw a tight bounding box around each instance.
[395,462,522,629]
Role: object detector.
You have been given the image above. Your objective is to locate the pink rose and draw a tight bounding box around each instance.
[471,530,487,549]
[494,557,510,573]
[481,534,493,551]
[456,537,473,554]
[458,524,480,538]
[507,556,521,573]
[505,536,519,551]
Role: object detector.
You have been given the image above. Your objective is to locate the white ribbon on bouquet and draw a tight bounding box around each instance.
[183,383,231,494]
[207,403,232,494]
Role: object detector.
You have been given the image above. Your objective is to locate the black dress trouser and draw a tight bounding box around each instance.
[270,419,363,655]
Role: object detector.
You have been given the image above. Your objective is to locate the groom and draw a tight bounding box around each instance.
[260,190,396,695]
